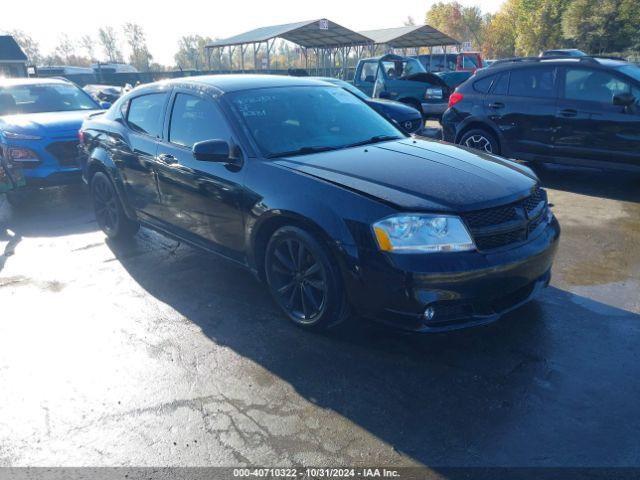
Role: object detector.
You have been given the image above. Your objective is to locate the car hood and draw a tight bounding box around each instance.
[0,110,101,138]
[368,98,422,121]
[273,138,538,212]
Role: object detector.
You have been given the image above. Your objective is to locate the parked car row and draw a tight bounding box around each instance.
[77,74,560,332]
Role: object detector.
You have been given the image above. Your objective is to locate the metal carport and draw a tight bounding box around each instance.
[204,19,373,75]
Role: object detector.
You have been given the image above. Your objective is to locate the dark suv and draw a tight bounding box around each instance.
[442,57,640,171]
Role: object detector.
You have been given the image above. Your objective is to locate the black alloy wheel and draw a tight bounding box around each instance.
[459,129,500,155]
[265,226,348,329]
[91,171,138,240]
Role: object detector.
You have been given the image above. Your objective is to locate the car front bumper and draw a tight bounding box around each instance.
[344,217,560,332]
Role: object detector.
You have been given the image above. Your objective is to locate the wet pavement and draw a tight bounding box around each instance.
[0,166,639,468]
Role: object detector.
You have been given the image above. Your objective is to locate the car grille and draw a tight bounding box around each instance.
[45,141,80,167]
[461,186,548,251]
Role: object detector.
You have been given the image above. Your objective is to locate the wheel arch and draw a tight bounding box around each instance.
[249,211,354,283]
[86,148,137,220]
[456,120,502,148]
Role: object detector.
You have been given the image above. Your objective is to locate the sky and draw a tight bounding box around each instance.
[1,0,506,65]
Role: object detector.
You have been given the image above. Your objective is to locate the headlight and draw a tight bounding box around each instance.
[3,131,42,140]
[373,214,475,253]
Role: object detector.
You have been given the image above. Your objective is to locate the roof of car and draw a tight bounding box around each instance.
[484,56,630,73]
[145,74,339,94]
[0,77,72,87]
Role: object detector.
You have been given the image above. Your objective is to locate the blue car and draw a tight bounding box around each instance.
[0,78,106,188]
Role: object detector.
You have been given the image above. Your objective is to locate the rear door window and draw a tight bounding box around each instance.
[508,67,557,98]
[127,93,167,137]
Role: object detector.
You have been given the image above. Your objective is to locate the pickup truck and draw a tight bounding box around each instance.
[352,54,450,119]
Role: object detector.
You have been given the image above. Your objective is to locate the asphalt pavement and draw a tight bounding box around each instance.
[0,165,639,468]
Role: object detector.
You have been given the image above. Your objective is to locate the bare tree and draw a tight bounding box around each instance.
[54,34,76,63]
[98,26,123,63]
[123,23,153,71]
[79,35,96,61]
[7,30,42,65]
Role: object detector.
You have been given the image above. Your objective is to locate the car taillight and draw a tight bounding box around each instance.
[78,129,84,144]
[448,92,464,108]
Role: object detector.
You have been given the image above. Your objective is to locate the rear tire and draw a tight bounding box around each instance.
[90,171,139,240]
[265,226,349,330]
[459,128,500,155]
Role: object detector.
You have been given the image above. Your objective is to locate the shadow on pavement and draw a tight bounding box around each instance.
[532,164,640,203]
[106,234,640,466]
[1,185,97,238]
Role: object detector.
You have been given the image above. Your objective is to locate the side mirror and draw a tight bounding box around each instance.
[99,101,112,110]
[364,75,375,83]
[613,93,636,107]
[192,139,231,162]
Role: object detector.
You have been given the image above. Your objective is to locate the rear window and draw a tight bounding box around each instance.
[508,67,557,98]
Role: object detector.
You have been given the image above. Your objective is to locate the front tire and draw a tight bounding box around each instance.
[90,171,139,240]
[459,128,500,155]
[265,226,348,330]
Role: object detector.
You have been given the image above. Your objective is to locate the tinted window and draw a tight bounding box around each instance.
[473,76,494,93]
[492,72,510,95]
[565,68,633,103]
[169,93,231,148]
[127,93,166,137]
[228,86,403,158]
[508,67,557,98]
[462,55,480,69]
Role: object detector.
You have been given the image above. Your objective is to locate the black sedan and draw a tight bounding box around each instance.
[316,77,425,135]
[79,75,560,332]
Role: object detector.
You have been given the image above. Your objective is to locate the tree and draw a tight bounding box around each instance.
[7,30,41,65]
[54,34,76,63]
[174,35,214,70]
[514,0,569,56]
[426,2,488,49]
[98,26,123,63]
[123,23,153,71]
[482,0,519,58]
[79,35,96,62]
[563,0,640,53]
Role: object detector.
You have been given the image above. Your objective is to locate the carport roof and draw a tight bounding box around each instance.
[0,35,28,62]
[359,25,459,48]
[206,19,372,49]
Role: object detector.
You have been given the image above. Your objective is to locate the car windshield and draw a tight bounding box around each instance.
[0,83,98,116]
[227,86,405,158]
[617,64,640,83]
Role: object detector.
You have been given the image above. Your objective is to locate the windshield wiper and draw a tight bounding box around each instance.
[342,135,404,149]
[266,145,341,159]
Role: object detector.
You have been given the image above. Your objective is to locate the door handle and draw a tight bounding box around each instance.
[157,153,177,165]
[488,102,505,109]
[559,108,578,118]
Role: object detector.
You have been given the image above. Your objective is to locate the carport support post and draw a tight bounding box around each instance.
[240,45,246,72]
[253,43,258,72]
[228,46,235,72]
